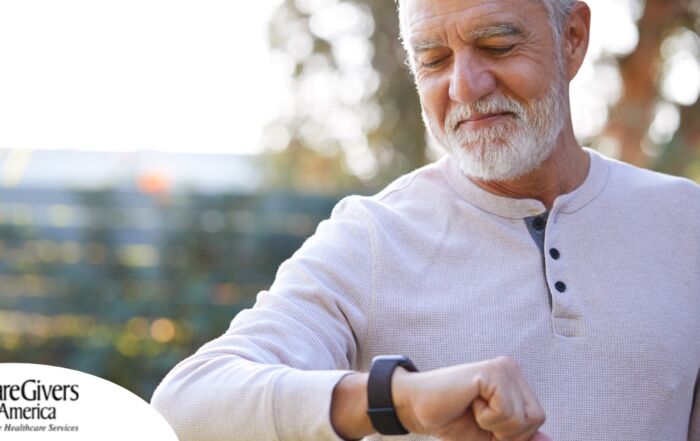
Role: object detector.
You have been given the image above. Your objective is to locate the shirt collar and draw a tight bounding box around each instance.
[439,147,610,219]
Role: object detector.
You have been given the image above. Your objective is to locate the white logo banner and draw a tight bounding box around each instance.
[0,363,177,440]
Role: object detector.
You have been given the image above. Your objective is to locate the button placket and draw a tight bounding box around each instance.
[544,219,561,295]
[543,213,585,337]
[544,219,566,294]
[551,246,565,293]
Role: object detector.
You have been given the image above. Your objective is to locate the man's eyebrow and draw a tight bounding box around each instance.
[469,23,523,40]
[410,35,445,54]
[410,23,524,54]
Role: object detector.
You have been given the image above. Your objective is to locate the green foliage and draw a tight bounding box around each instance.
[0,188,339,400]
[262,0,429,192]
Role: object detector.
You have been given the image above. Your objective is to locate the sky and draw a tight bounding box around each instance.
[0,0,697,156]
[0,0,283,155]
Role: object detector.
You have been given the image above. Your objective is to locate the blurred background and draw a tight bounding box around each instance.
[0,0,699,400]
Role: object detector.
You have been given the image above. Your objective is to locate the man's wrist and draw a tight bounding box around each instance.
[366,355,419,435]
[330,364,421,440]
[330,373,374,440]
[391,367,417,433]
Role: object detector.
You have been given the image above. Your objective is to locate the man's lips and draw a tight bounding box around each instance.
[454,112,515,130]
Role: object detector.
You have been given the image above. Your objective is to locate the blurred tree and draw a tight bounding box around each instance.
[0,187,340,400]
[263,0,428,193]
[598,0,700,178]
[265,0,700,188]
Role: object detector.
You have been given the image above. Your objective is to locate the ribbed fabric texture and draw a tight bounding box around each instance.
[151,149,700,441]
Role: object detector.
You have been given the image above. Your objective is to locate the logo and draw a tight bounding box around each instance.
[0,364,177,439]
[0,379,80,433]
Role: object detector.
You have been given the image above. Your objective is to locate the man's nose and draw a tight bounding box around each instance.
[448,51,497,104]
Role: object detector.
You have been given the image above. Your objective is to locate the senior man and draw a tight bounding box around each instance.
[152,0,700,440]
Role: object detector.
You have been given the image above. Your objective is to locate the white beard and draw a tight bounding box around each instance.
[425,77,567,182]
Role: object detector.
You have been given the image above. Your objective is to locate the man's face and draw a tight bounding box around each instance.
[404,0,570,181]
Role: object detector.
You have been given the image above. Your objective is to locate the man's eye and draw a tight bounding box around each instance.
[421,57,448,69]
[484,45,515,55]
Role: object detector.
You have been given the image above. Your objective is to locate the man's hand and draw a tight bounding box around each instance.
[392,356,547,441]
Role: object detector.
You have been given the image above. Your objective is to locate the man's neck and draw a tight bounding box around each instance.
[469,135,590,210]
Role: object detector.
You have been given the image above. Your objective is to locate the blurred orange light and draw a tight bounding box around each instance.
[137,172,170,194]
[150,318,176,343]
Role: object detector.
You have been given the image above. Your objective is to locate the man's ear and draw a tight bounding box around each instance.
[563,1,591,81]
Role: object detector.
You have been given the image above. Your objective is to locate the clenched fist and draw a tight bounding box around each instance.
[393,357,547,441]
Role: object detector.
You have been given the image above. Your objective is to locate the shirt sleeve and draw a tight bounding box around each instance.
[150,198,372,441]
[690,369,700,440]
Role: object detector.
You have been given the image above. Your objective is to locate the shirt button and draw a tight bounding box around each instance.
[549,248,561,260]
[532,217,546,231]
[555,281,567,293]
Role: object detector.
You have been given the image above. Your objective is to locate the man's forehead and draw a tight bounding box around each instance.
[403,0,543,30]
[402,0,546,47]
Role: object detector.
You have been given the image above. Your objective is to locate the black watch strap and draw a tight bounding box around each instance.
[367,355,418,435]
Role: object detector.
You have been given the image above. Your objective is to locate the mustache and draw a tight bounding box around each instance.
[446,95,525,132]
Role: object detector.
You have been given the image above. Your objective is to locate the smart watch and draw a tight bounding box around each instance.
[366,355,418,435]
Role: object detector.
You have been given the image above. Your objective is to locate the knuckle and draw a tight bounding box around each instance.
[519,397,544,424]
[494,356,517,370]
[526,408,546,426]
[496,355,513,364]
[472,368,491,389]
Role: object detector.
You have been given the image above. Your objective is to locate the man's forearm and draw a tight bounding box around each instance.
[331,373,374,440]
[152,354,352,441]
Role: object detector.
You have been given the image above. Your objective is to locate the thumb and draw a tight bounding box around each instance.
[530,432,552,441]
[471,397,497,425]
[471,397,489,417]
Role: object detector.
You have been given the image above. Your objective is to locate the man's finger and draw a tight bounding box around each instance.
[471,397,492,423]
[530,432,551,441]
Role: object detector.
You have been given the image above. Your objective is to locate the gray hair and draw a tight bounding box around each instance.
[397,0,577,57]
[539,0,577,44]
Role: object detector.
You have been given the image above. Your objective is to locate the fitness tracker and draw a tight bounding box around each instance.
[366,355,418,435]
